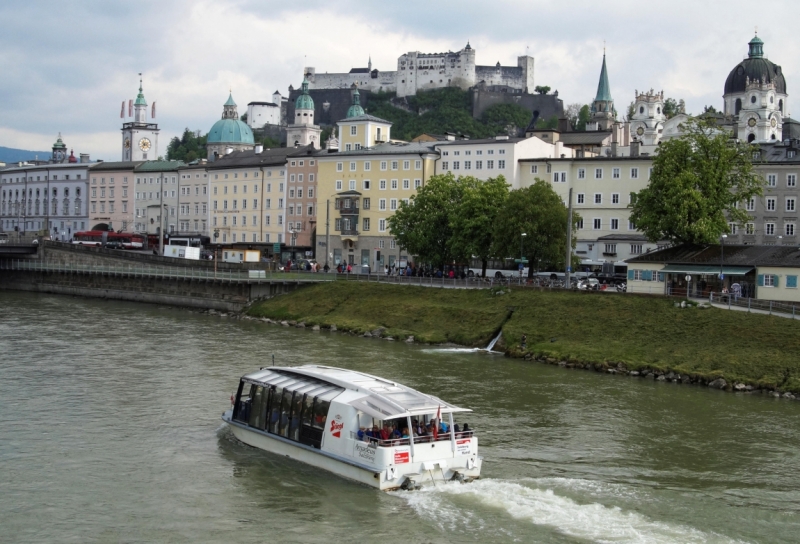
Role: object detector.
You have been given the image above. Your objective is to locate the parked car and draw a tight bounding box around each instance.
[578,278,600,290]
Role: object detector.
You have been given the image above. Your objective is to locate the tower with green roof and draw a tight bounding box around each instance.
[206,92,255,160]
[346,86,366,118]
[287,78,321,148]
[121,74,160,161]
[590,52,615,130]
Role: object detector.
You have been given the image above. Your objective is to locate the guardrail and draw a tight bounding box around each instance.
[710,291,800,318]
[0,259,336,283]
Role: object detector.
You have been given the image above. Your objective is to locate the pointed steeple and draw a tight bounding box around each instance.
[134,73,147,106]
[594,52,612,102]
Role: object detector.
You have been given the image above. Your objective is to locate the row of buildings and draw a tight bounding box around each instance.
[2,35,799,271]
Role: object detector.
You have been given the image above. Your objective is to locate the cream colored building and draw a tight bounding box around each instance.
[519,156,662,268]
[315,103,438,269]
[207,146,315,252]
[88,161,142,232]
[177,161,210,235]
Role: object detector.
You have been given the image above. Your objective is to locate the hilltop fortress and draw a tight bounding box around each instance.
[304,42,534,98]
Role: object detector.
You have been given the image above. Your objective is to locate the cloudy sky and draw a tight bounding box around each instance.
[1,0,796,160]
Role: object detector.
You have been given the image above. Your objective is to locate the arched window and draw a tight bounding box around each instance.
[747,133,756,143]
[779,99,784,114]
[735,98,742,114]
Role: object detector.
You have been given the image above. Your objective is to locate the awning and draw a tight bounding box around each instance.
[660,264,754,275]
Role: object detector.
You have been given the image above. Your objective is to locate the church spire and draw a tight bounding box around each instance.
[594,52,612,103]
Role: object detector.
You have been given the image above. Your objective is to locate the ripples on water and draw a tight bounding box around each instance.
[0,292,798,543]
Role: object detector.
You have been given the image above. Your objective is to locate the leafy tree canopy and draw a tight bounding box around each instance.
[628,119,764,245]
[576,105,591,131]
[167,129,207,162]
[366,89,534,140]
[534,85,551,95]
[493,179,579,276]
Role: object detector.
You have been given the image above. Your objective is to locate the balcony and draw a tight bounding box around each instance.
[340,229,359,236]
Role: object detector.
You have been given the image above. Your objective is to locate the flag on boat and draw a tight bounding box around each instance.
[433,405,440,440]
[120,101,125,118]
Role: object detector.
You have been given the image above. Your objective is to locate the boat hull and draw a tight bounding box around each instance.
[223,412,481,491]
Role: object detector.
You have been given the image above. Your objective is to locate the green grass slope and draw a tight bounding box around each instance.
[248,284,800,392]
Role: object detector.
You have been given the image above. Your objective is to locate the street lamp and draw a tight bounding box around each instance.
[719,234,727,289]
[213,228,220,277]
[520,232,527,278]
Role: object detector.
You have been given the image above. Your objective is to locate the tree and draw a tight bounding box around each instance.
[628,119,764,245]
[703,105,718,114]
[388,173,465,267]
[565,103,582,129]
[663,98,679,118]
[492,180,579,277]
[576,105,591,131]
[166,129,207,162]
[535,115,559,130]
[449,176,510,276]
[626,101,635,121]
[534,85,551,95]
[240,112,248,123]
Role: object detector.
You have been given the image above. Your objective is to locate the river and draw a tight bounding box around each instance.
[1,291,798,543]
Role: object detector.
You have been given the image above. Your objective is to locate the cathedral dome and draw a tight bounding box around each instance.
[724,35,786,95]
[207,119,255,144]
[346,87,365,118]
[296,78,314,111]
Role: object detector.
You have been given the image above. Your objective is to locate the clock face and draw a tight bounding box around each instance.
[748,117,757,127]
[636,126,644,136]
[124,138,131,149]
[771,117,778,128]
[139,138,151,151]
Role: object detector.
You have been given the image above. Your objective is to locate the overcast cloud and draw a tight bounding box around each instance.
[1,0,797,160]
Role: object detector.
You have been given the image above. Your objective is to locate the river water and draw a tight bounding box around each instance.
[1,292,798,543]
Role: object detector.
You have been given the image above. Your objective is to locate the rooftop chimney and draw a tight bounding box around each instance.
[80,153,90,163]
[225,146,233,155]
[254,143,264,154]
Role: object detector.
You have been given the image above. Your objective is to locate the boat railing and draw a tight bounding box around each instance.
[350,430,474,447]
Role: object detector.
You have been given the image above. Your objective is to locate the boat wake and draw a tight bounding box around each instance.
[392,478,747,543]
[422,331,503,355]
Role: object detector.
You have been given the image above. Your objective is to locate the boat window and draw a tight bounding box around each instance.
[289,391,304,441]
[268,386,283,434]
[301,393,316,427]
[248,385,267,430]
[233,380,249,422]
[312,398,330,430]
[278,388,293,437]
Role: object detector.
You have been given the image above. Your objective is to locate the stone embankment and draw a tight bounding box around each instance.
[207,309,800,402]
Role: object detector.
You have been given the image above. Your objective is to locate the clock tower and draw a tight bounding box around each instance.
[122,75,160,161]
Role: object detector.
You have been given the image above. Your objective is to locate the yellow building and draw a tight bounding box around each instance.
[208,145,313,251]
[316,93,438,269]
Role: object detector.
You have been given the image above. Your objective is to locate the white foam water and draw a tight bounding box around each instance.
[394,479,747,544]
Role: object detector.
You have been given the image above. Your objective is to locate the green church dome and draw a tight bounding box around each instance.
[296,79,314,111]
[346,88,365,118]
[207,119,255,144]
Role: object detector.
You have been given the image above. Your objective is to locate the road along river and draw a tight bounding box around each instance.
[1,292,798,543]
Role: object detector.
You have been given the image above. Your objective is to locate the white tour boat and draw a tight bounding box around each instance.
[222,365,482,491]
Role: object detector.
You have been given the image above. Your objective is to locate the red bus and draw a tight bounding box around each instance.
[72,231,144,249]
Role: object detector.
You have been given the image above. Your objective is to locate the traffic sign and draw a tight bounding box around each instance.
[273,242,280,253]
[514,258,529,264]
[685,275,691,282]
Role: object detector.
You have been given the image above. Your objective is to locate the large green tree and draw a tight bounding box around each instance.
[388,173,465,267]
[576,105,591,131]
[167,129,207,162]
[629,119,763,244]
[449,176,510,276]
[492,180,579,277]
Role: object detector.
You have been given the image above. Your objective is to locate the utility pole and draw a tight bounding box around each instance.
[565,188,573,287]
[325,199,330,267]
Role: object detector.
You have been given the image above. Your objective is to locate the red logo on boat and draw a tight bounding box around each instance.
[394,450,410,464]
[330,419,344,438]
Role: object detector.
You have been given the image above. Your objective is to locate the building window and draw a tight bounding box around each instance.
[350,125,357,135]
[380,161,387,171]
[453,161,460,170]
[415,160,421,170]
[379,219,386,232]
[336,181,342,190]
[414,179,421,188]
[604,243,616,254]
[402,179,410,190]
[766,174,777,187]
[630,168,639,179]
[337,162,343,172]
[363,218,370,231]
[363,198,370,209]
[364,162,371,171]
[531,165,538,174]
[766,222,775,235]
[391,161,398,170]
[595,168,603,179]
[763,274,776,287]
[612,193,620,204]
[786,197,796,212]
[379,199,386,210]
[630,244,642,254]
[610,219,619,230]
[578,168,585,179]
[476,160,482,169]
[487,160,494,169]
[745,223,755,235]
[788,174,797,187]
[391,179,398,190]
[464,161,471,170]
[766,197,776,211]
[349,180,356,190]
[498,160,505,169]
[593,218,601,230]
[442,162,449,170]
[380,180,386,190]
[628,221,636,231]
[577,193,585,204]
[390,199,397,210]
[594,193,602,204]
[787,275,798,288]
[745,198,755,212]
[786,223,796,236]
[576,218,584,229]
[612,168,620,179]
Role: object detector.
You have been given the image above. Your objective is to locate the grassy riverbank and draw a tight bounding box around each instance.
[247,283,800,393]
